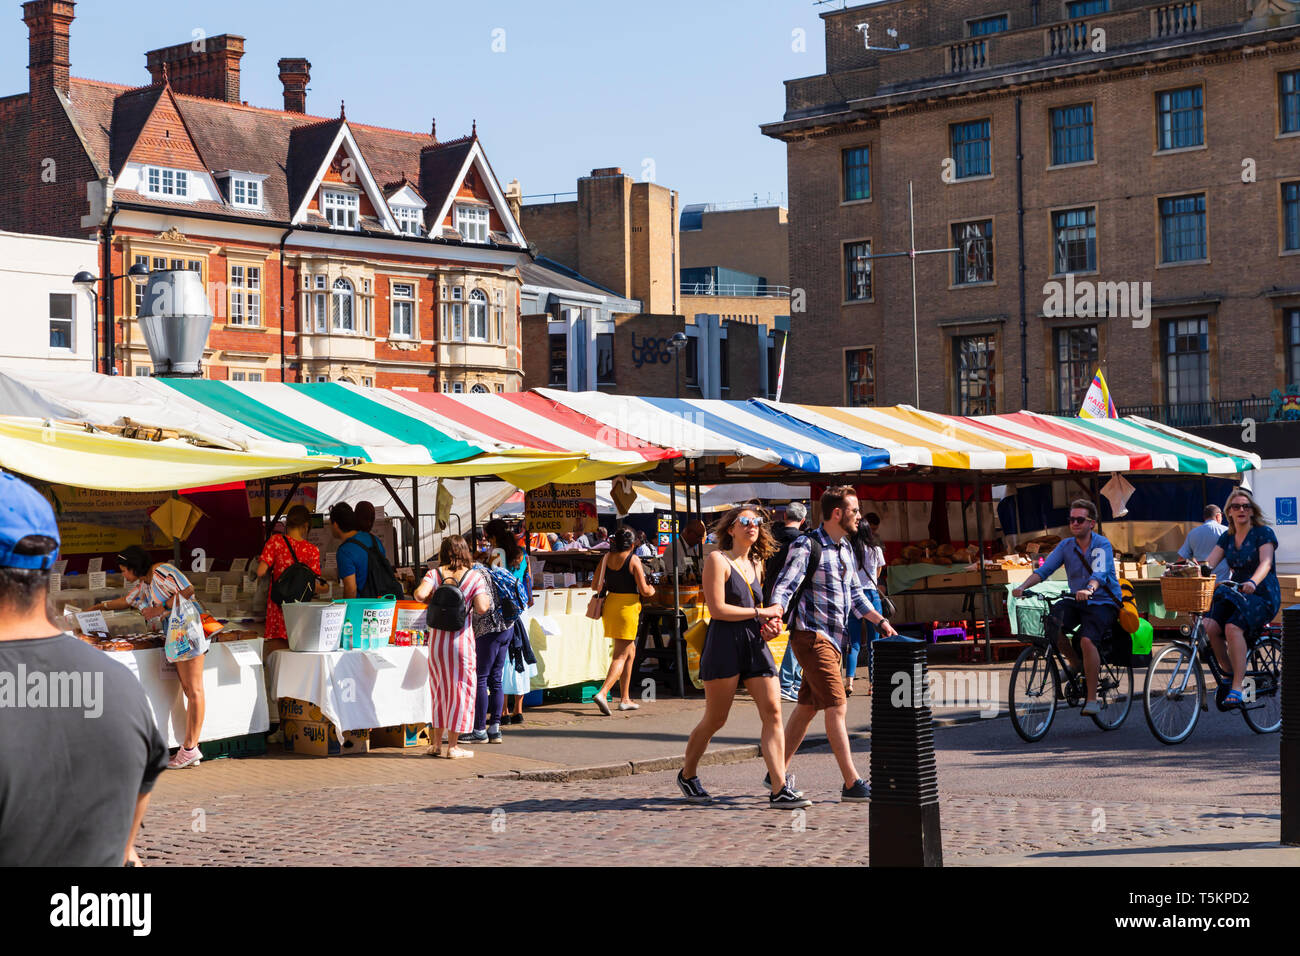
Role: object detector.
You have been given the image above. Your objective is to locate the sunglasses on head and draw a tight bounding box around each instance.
[735,516,764,528]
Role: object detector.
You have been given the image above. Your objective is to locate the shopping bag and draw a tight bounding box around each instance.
[684,617,709,656]
[165,596,210,662]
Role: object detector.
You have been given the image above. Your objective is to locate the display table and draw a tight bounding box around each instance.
[524,609,612,689]
[106,638,269,749]
[266,646,432,744]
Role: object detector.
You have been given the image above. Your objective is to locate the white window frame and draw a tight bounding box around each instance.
[361,278,373,335]
[228,263,262,326]
[453,382,464,394]
[322,188,359,230]
[332,278,356,333]
[391,282,415,338]
[454,205,490,243]
[144,166,189,198]
[229,370,264,383]
[231,177,262,210]
[48,291,75,351]
[393,205,423,236]
[134,366,152,377]
[468,289,489,341]
[362,376,374,388]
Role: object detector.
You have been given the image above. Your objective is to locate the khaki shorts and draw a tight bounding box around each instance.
[790,629,845,710]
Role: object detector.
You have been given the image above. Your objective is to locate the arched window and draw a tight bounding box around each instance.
[471,383,490,394]
[468,289,488,341]
[332,278,354,332]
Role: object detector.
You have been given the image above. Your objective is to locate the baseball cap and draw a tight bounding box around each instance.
[785,502,808,521]
[0,472,61,570]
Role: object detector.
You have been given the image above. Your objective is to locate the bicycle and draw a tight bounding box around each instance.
[1008,588,1135,743]
[1142,578,1283,745]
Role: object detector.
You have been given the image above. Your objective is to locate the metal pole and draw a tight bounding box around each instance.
[411,476,421,570]
[469,477,478,551]
[1015,96,1029,411]
[670,477,683,697]
[909,180,920,408]
[974,471,993,664]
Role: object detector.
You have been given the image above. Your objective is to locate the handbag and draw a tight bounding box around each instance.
[585,555,608,620]
[165,595,209,662]
[684,615,709,655]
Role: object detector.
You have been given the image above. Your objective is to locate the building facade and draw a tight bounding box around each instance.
[0,230,97,371]
[1,2,527,391]
[762,0,1300,422]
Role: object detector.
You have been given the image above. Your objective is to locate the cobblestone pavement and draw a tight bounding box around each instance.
[137,738,1283,866]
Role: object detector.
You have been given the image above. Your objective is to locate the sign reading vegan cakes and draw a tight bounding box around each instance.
[525,483,598,535]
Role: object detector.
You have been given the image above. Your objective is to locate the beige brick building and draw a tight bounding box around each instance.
[762,0,1300,424]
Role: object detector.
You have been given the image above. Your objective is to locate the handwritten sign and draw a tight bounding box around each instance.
[53,559,68,575]
[221,585,237,603]
[242,576,257,594]
[206,577,222,594]
[49,572,62,592]
[87,557,102,574]
[88,571,107,590]
[230,558,249,574]
[158,655,178,680]
[543,572,555,589]
[76,610,108,636]
[221,640,263,668]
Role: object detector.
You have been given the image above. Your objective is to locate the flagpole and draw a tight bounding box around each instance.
[909,180,920,408]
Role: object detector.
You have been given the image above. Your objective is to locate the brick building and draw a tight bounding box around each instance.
[762,0,1300,423]
[519,168,790,398]
[1,2,528,391]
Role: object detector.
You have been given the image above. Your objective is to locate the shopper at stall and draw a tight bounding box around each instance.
[354,500,377,533]
[1011,499,1122,716]
[330,502,388,599]
[1199,489,1281,707]
[590,527,611,551]
[591,528,656,715]
[665,519,707,576]
[770,487,897,803]
[846,515,886,695]
[416,535,492,758]
[679,506,806,807]
[253,505,324,656]
[767,502,807,702]
[1177,504,1229,583]
[634,530,655,559]
[89,544,208,768]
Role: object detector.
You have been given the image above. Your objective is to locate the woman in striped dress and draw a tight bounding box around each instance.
[415,535,492,758]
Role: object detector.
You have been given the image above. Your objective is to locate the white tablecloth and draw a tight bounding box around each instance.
[523,609,612,689]
[106,639,270,749]
[266,646,432,743]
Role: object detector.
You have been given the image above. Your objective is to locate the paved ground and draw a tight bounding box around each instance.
[136,660,1297,866]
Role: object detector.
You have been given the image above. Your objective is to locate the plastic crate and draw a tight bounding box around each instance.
[198,732,268,761]
[543,680,602,704]
[521,689,544,707]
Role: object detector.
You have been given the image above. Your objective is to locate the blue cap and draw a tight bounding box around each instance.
[0,472,60,570]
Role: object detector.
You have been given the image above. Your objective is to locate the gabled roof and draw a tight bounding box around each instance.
[107,84,163,176]
[422,135,527,247]
[286,116,345,214]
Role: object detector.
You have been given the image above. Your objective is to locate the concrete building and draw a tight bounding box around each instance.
[1,2,528,391]
[680,203,790,288]
[762,0,1300,422]
[0,230,97,371]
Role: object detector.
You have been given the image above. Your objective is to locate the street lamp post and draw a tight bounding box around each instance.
[668,331,688,399]
[73,263,150,375]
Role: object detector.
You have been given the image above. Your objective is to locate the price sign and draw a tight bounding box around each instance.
[87,557,102,574]
[88,571,107,590]
[230,558,249,574]
[242,576,257,594]
[76,611,108,636]
[543,572,555,589]
[221,640,263,668]
[52,559,68,575]
[158,656,178,680]
[562,572,577,588]
[206,577,222,594]
[221,585,237,603]
[49,572,62,592]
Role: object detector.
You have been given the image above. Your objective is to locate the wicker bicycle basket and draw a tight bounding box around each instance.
[1160,574,1216,613]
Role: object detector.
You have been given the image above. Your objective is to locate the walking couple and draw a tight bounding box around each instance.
[678,486,896,808]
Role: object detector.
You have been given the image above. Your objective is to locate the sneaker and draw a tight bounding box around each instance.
[676,770,712,804]
[168,746,202,770]
[458,730,488,744]
[780,690,799,703]
[593,695,611,716]
[770,785,812,809]
[763,771,802,797]
[1080,700,1100,717]
[509,714,524,725]
[618,701,640,711]
[487,724,503,744]
[840,779,871,802]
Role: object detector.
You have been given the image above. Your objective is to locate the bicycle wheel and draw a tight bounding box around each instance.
[1143,642,1204,745]
[1091,658,1134,731]
[1241,637,1282,734]
[1009,643,1058,743]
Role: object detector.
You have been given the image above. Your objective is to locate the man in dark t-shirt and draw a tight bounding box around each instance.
[0,472,169,866]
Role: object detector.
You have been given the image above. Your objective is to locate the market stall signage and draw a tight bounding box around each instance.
[75,611,108,636]
[246,482,318,519]
[525,483,598,534]
[40,488,169,555]
[88,572,106,590]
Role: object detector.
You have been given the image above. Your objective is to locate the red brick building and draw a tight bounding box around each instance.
[1,1,528,391]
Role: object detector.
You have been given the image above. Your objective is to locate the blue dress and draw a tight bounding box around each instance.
[1211,526,1281,638]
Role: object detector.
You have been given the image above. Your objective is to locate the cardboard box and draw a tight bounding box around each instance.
[370,723,432,749]
[924,571,980,588]
[281,720,370,756]
[277,696,325,724]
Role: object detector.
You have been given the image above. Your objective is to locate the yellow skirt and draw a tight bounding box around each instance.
[601,593,641,641]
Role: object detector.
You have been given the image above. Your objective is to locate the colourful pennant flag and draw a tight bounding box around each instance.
[1077,369,1117,419]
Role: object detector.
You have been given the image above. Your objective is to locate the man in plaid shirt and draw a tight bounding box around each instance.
[770,486,896,803]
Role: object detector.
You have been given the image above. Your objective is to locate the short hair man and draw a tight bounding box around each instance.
[770,486,897,803]
[1178,504,1229,582]
[1012,498,1122,716]
[329,501,388,598]
[767,502,808,701]
[665,519,707,575]
[0,473,169,865]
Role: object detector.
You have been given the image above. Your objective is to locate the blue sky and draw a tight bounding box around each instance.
[0,0,858,208]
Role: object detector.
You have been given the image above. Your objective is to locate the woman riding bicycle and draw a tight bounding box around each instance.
[1011,499,1122,717]
[1199,488,1281,709]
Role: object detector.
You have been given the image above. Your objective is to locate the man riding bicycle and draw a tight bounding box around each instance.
[1012,499,1122,717]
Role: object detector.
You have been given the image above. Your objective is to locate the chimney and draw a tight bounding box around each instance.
[145,34,245,102]
[23,0,75,97]
[505,179,522,223]
[278,57,310,113]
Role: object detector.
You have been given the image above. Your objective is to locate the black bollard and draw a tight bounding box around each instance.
[869,636,942,867]
[1283,605,1299,847]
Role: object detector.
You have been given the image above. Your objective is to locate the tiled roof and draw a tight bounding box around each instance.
[418,137,476,229]
[108,84,163,176]
[519,257,624,298]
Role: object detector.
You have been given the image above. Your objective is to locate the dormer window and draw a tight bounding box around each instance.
[393,206,423,236]
[231,176,262,209]
[322,189,359,230]
[454,205,490,243]
[145,167,189,198]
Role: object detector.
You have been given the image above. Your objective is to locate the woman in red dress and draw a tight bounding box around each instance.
[255,505,323,655]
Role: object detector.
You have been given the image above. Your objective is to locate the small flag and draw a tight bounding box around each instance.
[1077,370,1117,419]
[774,335,788,401]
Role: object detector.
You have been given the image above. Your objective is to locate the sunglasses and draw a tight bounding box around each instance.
[1228,503,1252,511]
[1068,516,1092,524]
[735,516,764,528]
